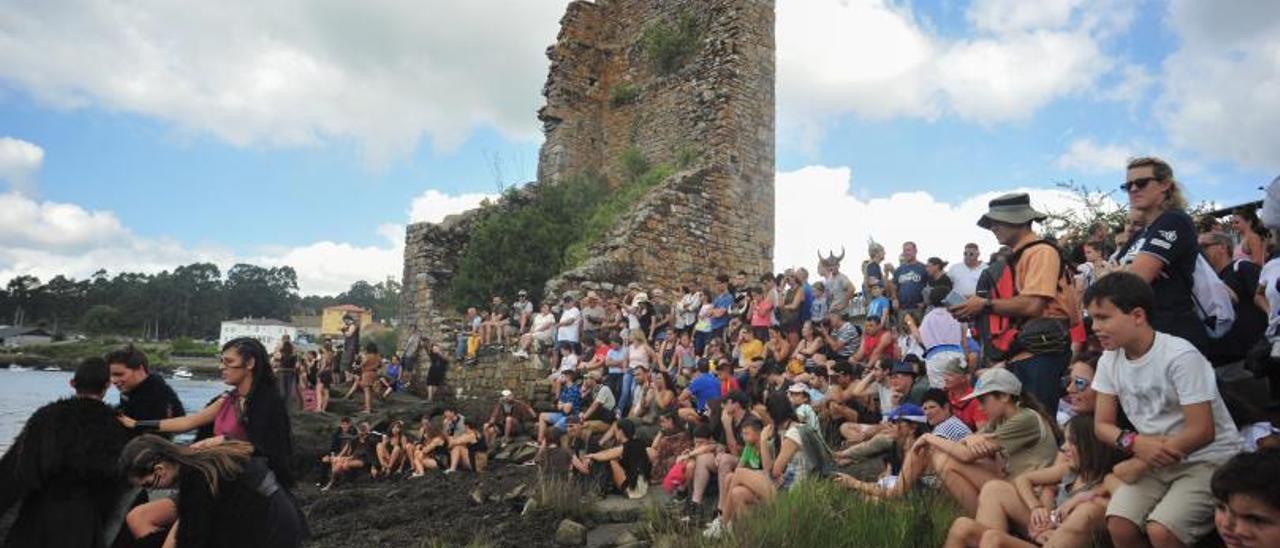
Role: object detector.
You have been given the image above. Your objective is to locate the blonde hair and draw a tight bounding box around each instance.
[1127,156,1187,211]
[119,434,252,497]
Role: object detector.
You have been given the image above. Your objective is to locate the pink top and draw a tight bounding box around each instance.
[750,299,774,328]
[213,391,249,441]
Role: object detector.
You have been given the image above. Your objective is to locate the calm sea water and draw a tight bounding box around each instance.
[0,368,225,453]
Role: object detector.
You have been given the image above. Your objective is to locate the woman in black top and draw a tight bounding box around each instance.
[1114,157,1208,348]
[119,435,304,548]
[425,342,449,402]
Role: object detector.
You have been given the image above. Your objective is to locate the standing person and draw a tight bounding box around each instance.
[864,241,888,295]
[424,342,450,402]
[1231,207,1267,266]
[117,337,295,544]
[275,339,305,411]
[889,242,928,319]
[107,344,185,434]
[951,193,1078,412]
[339,314,361,383]
[118,435,305,548]
[947,243,986,298]
[1113,156,1209,349]
[709,274,736,346]
[557,294,583,354]
[1199,231,1268,401]
[0,358,133,548]
[349,343,381,414]
[582,292,607,344]
[676,285,700,336]
[822,249,854,319]
[1087,272,1245,548]
[925,257,955,304]
[315,340,335,413]
[399,325,422,386]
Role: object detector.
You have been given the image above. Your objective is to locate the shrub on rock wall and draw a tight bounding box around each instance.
[450,173,607,310]
[644,12,702,75]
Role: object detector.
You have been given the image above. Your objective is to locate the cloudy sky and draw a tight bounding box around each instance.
[0,0,1274,295]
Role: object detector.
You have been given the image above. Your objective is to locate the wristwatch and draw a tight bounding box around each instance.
[1116,429,1137,455]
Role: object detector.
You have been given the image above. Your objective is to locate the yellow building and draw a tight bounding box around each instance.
[321,305,374,338]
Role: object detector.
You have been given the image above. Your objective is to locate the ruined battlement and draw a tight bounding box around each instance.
[403,0,775,337]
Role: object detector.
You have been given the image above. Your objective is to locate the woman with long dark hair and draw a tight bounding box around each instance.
[944,414,1125,548]
[275,339,304,410]
[119,435,304,548]
[315,340,335,413]
[118,337,295,541]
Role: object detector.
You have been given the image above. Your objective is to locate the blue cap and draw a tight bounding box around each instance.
[885,403,927,424]
[890,360,918,376]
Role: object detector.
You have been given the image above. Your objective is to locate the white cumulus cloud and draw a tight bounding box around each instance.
[774,165,1086,283]
[409,189,498,224]
[0,1,568,165]
[778,0,1125,143]
[0,137,45,195]
[1054,138,1135,174]
[1155,0,1280,169]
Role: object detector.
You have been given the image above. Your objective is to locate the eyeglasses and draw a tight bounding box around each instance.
[1120,177,1159,193]
[963,251,979,257]
[1062,376,1090,391]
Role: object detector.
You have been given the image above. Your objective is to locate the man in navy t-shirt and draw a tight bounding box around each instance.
[891,241,928,312]
[710,274,735,342]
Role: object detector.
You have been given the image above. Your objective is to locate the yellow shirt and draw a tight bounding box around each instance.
[738,339,766,369]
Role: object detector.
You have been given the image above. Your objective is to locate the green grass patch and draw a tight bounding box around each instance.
[609,82,641,107]
[533,476,592,523]
[648,481,962,548]
[563,162,674,268]
[170,337,219,357]
[16,338,173,365]
[644,12,703,75]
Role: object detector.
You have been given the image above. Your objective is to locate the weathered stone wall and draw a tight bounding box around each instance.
[412,353,556,411]
[543,0,775,296]
[403,0,775,339]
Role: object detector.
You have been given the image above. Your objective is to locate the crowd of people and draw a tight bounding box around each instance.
[3,155,1280,548]
[415,156,1278,547]
[1,339,307,547]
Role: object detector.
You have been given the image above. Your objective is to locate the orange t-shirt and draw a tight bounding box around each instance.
[1012,238,1078,323]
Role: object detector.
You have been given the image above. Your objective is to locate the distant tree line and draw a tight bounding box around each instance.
[0,263,400,340]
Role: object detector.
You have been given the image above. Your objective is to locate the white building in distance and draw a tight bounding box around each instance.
[219,318,298,351]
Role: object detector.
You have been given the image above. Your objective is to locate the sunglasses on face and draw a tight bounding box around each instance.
[1062,376,1089,391]
[1120,176,1159,193]
[964,251,979,257]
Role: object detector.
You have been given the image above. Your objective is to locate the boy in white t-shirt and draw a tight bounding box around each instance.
[1086,272,1244,548]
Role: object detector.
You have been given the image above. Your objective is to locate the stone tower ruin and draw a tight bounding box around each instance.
[402,0,775,335]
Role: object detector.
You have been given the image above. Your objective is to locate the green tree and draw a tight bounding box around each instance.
[450,174,608,310]
[79,304,124,335]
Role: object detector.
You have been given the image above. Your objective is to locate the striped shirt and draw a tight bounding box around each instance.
[932,415,973,442]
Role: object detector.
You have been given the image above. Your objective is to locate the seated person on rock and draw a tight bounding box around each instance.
[537,369,583,446]
[484,389,537,449]
[944,414,1124,548]
[570,418,651,498]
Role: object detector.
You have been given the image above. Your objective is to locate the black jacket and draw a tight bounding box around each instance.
[174,458,304,548]
[194,382,295,489]
[117,374,185,422]
[0,397,132,548]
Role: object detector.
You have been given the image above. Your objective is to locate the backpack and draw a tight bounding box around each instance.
[1186,253,1236,339]
[975,241,1073,363]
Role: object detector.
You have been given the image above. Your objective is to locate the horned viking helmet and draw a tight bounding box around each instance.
[817,246,846,269]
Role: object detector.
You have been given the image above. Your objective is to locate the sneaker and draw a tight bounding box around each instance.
[702,517,725,539]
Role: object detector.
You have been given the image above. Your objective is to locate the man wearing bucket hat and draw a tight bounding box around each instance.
[949,192,1078,415]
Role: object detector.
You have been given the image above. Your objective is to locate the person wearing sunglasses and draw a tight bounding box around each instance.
[947,243,986,298]
[1056,352,1101,427]
[1111,156,1209,350]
